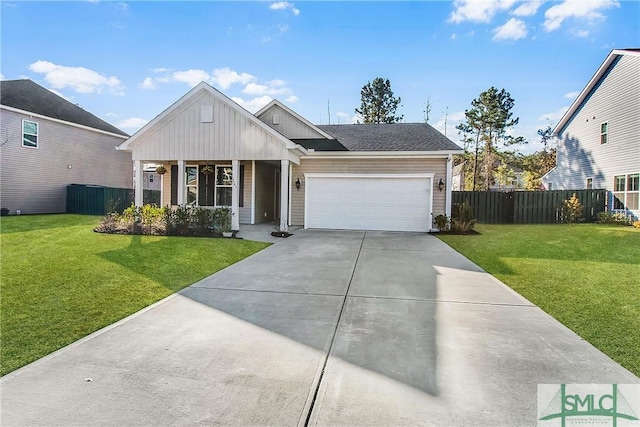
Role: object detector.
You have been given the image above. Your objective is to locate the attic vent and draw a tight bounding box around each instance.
[201,106,213,123]
[272,114,280,125]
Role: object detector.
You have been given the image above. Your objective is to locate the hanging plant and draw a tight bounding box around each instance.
[155,165,167,175]
[201,165,215,175]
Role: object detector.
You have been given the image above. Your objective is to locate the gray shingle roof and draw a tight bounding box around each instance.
[0,79,128,136]
[317,123,462,152]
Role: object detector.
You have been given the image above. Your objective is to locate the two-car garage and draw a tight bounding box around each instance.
[303,174,433,232]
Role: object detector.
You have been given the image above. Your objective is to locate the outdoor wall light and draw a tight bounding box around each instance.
[438,178,445,192]
[295,178,301,190]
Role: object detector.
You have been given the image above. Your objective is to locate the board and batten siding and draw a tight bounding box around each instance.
[256,104,326,140]
[290,157,447,226]
[0,109,130,214]
[128,91,290,162]
[545,54,640,190]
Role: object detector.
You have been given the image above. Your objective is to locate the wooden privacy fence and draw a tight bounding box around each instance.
[66,184,161,215]
[452,189,607,224]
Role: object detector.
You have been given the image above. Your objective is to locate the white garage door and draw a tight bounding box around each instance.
[305,174,432,232]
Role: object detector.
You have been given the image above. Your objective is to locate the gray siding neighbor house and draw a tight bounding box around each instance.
[117,83,463,232]
[542,49,640,217]
[0,79,131,214]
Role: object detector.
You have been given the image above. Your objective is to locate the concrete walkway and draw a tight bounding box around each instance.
[1,230,637,426]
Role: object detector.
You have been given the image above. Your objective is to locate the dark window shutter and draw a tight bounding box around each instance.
[170,165,178,205]
[239,164,245,207]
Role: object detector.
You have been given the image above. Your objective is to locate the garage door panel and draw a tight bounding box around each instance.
[306,176,432,232]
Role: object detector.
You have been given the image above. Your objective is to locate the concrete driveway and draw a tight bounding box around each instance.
[1,230,638,426]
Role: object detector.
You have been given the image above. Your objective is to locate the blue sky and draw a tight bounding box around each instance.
[2,1,638,153]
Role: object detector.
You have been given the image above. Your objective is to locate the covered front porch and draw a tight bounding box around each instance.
[133,159,295,231]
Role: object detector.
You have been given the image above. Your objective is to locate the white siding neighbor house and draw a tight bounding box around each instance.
[0,79,131,214]
[542,49,640,217]
[117,82,463,232]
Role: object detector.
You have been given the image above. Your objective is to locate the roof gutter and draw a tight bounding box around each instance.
[302,149,464,159]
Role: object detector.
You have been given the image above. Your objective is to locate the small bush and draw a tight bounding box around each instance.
[562,193,583,224]
[434,214,450,232]
[634,221,640,229]
[597,211,633,226]
[451,202,476,233]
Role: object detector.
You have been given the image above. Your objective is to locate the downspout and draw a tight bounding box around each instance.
[446,154,453,217]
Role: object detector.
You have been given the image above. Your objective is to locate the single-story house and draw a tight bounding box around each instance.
[117,82,463,232]
[542,48,639,217]
[0,79,131,214]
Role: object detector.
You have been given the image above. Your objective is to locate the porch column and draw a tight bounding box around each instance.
[177,160,185,205]
[445,154,453,217]
[280,159,290,232]
[134,160,143,207]
[231,160,240,230]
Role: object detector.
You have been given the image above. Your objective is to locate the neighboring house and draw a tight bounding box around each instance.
[542,49,639,217]
[0,79,131,214]
[142,164,162,191]
[117,82,463,232]
[489,164,525,191]
[451,163,465,191]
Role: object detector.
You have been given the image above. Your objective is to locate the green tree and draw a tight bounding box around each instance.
[456,87,525,190]
[355,77,403,124]
[493,163,516,190]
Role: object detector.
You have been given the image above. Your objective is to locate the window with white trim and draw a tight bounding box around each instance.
[613,173,639,210]
[215,165,233,206]
[586,178,593,189]
[600,122,608,145]
[22,120,38,148]
[185,166,199,205]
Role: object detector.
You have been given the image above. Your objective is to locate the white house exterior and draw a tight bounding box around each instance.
[542,49,640,217]
[117,82,463,232]
[0,80,131,214]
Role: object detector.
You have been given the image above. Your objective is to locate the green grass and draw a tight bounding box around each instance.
[0,214,270,376]
[437,223,640,377]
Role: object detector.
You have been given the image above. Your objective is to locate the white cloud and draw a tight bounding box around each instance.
[28,60,124,95]
[539,106,570,122]
[512,0,544,16]
[0,72,4,80]
[572,28,590,37]
[47,88,73,101]
[435,110,466,144]
[172,69,209,87]
[451,32,457,40]
[492,18,528,41]
[211,67,256,89]
[285,95,298,103]
[269,1,300,16]
[118,117,149,130]
[151,67,171,73]
[336,112,358,124]
[564,91,579,99]
[449,0,518,23]
[544,0,619,32]
[231,96,273,113]
[243,79,291,96]
[140,77,155,89]
[105,112,118,118]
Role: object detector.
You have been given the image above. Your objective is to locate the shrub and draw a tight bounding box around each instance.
[562,193,583,224]
[213,207,232,232]
[434,214,450,232]
[451,202,476,233]
[597,211,633,226]
[634,221,640,229]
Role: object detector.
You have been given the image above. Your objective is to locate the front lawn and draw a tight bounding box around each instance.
[437,223,640,377]
[0,214,270,376]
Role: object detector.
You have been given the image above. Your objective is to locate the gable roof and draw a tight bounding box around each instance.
[0,79,128,137]
[316,123,462,152]
[255,99,335,140]
[554,48,640,136]
[118,82,301,154]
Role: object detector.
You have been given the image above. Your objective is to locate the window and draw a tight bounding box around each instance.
[22,120,38,148]
[186,166,199,205]
[586,178,593,189]
[613,173,639,210]
[149,174,154,183]
[215,165,233,206]
[600,122,608,144]
[548,182,553,190]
